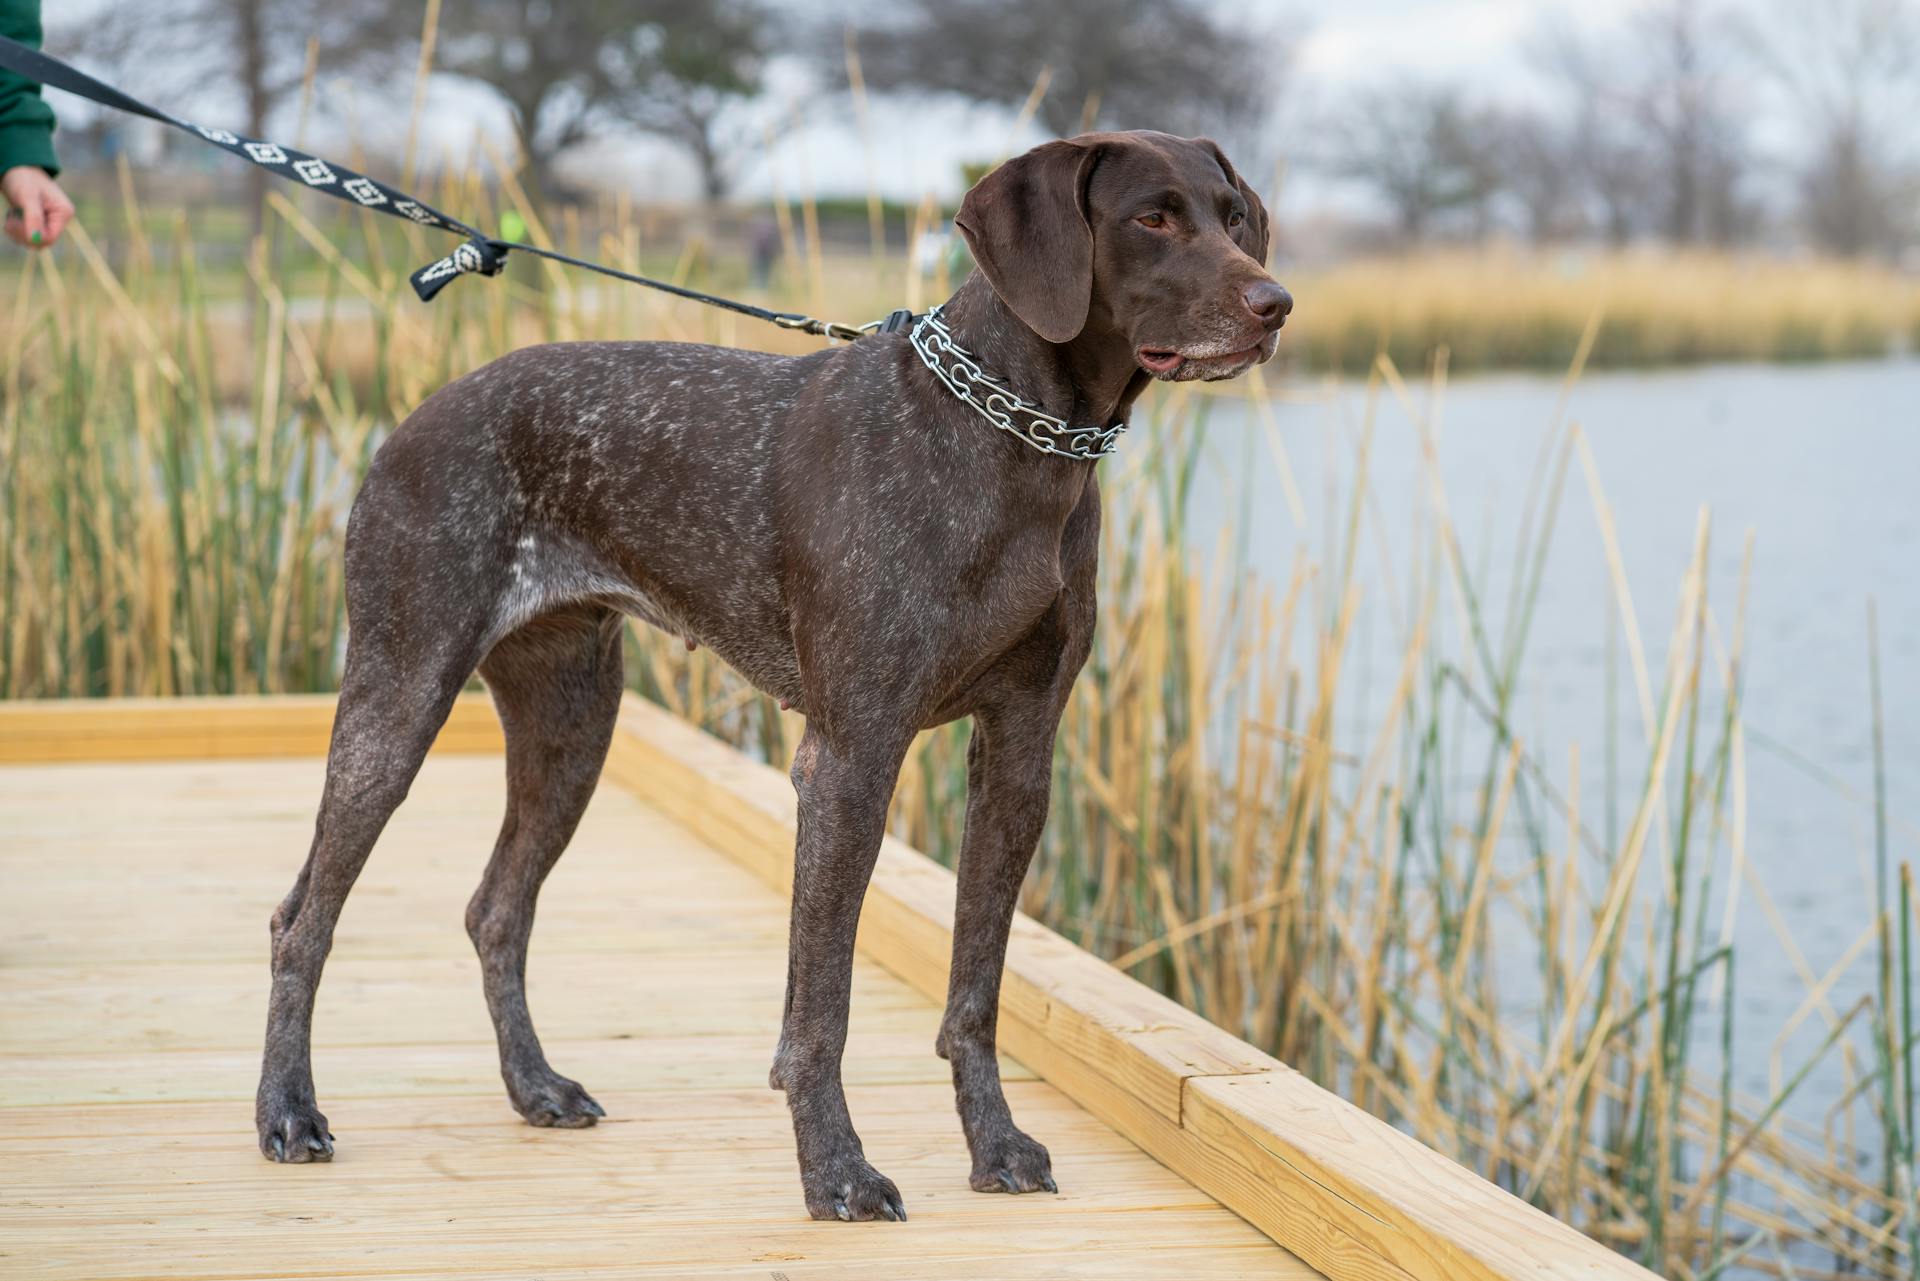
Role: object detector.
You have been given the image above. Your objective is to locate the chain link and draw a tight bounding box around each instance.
[908,307,1127,461]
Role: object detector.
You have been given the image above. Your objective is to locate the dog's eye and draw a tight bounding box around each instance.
[1135,212,1167,230]
[1229,210,1246,228]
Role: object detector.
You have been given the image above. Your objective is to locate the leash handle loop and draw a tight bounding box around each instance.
[409,236,510,302]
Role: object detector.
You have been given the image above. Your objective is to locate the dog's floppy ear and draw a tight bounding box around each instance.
[955,139,1100,344]
[1204,140,1270,267]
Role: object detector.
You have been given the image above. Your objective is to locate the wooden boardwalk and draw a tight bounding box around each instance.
[0,750,1317,1277]
[0,696,1659,1281]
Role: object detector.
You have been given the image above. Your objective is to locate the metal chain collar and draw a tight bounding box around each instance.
[909,307,1128,461]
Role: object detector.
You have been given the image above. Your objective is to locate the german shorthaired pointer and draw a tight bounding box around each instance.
[256,129,1290,1222]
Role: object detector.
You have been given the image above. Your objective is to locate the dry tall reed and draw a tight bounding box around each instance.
[1287,248,1920,374]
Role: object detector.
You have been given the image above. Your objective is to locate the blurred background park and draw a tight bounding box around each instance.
[3,1,1918,1277]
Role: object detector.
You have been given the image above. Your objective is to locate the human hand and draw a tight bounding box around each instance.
[2,166,74,249]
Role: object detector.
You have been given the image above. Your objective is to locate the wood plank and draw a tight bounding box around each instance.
[0,957,926,1053]
[4,1220,1308,1281]
[0,693,503,763]
[1182,1073,1655,1281]
[0,1081,1136,1147]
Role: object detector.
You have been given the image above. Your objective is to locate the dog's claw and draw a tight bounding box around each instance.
[805,1158,904,1222]
[259,1099,333,1164]
[510,1071,604,1129]
[968,1127,1054,1195]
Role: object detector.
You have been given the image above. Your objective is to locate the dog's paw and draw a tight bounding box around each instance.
[510,1072,606,1129]
[969,1128,1056,1195]
[258,1100,335,1164]
[801,1152,908,1222]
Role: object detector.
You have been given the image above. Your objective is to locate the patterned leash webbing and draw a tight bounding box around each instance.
[0,34,869,335]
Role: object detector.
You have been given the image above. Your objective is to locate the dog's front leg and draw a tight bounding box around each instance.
[935,698,1065,1195]
[770,724,913,1222]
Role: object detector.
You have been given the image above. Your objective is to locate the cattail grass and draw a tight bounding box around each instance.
[1286,248,1920,374]
[1,163,1915,1280]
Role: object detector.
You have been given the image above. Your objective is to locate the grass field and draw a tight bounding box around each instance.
[2,167,1917,1280]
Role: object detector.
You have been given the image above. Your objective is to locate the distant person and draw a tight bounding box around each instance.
[750,215,780,289]
[0,0,72,249]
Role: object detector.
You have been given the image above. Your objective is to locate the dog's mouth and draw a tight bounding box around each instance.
[1136,348,1188,376]
[1136,334,1276,381]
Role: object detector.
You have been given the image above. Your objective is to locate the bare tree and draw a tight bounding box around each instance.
[1742,0,1919,256]
[1499,112,1583,244]
[1628,0,1751,246]
[1327,83,1505,243]
[840,0,1280,148]
[1529,17,1649,246]
[436,0,771,202]
[1528,2,1753,248]
[54,0,401,230]
[610,1,771,204]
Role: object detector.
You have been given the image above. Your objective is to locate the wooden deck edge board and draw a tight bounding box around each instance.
[0,691,1656,1281]
[0,693,504,762]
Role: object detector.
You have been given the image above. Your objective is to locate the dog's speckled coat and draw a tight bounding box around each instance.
[255,130,1290,1222]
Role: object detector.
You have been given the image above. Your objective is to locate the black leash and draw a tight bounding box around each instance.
[0,35,909,338]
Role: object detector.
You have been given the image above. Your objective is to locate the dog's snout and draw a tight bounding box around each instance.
[1242,281,1293,326]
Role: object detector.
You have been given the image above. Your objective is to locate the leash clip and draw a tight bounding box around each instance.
[773,313,870,343]
[409,236,511,302]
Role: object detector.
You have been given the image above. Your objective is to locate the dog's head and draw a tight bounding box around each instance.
[955,131,1289,382]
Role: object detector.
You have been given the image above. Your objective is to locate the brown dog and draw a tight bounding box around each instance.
[255,130,1290,1221]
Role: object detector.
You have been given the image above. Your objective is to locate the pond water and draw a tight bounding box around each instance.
[1154,357,1920,1121]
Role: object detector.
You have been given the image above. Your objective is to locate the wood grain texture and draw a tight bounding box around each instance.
[0,740,1318,1278]
[0,693,504,763]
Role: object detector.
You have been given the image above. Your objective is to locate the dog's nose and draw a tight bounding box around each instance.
[1243,281,1293,325]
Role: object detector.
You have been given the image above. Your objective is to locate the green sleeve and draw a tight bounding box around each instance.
[0,0,59,177]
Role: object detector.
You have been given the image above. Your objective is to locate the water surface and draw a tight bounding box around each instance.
[1156,358,1920,1117]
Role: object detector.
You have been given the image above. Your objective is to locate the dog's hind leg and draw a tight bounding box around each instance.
[256,452,515,1164]
[467,604,625,1129]
[256,593,492,1163]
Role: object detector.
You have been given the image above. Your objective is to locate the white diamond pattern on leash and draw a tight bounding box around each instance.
[395,201,437,225]
[195,125,239,145]
[343,178,387,206]
[244,141,287,165]
[293,159,336,187]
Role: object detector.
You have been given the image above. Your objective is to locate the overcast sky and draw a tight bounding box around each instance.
[1296,0,1642,81]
